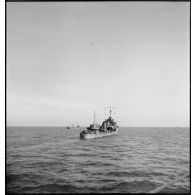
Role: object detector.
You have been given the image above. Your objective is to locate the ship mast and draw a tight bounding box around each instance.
[93,111,96,125]
[105,106,115,118]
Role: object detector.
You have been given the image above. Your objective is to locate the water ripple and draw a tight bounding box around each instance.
[6,127,190,193]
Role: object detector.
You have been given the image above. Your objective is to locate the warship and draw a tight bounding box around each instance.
[80,107,119,139]
[67,122,80,129]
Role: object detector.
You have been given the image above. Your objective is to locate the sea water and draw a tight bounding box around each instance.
[6,127,190,193]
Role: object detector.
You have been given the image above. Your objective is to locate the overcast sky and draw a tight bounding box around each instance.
[7,2,190,127]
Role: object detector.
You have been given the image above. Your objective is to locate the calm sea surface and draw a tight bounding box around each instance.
[6,127,190,193]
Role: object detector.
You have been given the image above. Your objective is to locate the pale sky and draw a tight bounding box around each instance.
[7,2,190,127]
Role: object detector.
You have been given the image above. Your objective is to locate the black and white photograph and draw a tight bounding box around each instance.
[6,1,190,194]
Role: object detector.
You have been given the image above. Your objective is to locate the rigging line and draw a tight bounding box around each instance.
[149,172,189,193]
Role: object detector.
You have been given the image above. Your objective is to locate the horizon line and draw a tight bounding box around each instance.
[6,125,190,128]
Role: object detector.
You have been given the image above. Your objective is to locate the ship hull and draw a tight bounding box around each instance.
[80,128,119,139]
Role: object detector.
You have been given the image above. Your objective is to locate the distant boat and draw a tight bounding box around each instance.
[66,122,72,129]
[76,122,80,128]
[67,122,80,129]
[80,107,119,139]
